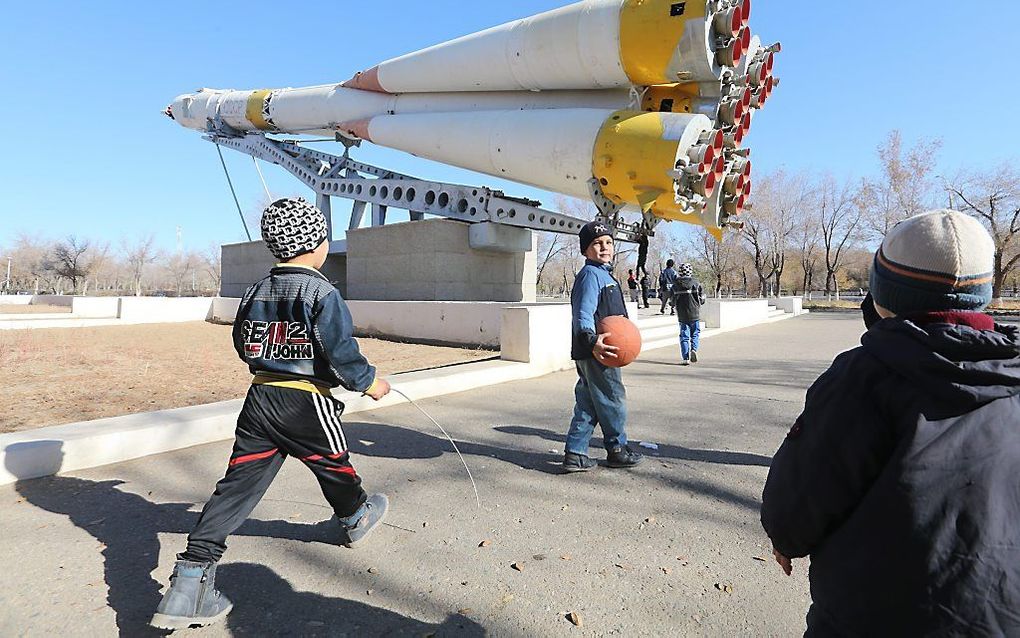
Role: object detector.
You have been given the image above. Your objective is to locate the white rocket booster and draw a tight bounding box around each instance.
[343,0,752,92]
[166,0,778,234]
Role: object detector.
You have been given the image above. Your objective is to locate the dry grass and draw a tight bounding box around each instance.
[0,304,72,314]
[0,322,494,433]
[802,300,860,310]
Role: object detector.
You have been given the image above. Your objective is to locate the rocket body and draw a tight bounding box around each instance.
[167,0,776,234]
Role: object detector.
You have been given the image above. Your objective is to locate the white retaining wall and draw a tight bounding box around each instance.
[117,297,216,323]
[0,294,73,307]
[71,297,119,318]
[703,298,771,330]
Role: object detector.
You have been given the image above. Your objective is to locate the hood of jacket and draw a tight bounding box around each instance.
[862,315,1020,409]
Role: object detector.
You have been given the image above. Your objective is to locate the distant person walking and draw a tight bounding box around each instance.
[658,260,678,315]
[672,263,705,365]
[639,272,651,309]
[627,269,639,303]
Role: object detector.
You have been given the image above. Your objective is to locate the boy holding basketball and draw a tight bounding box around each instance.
[562,221,643,472]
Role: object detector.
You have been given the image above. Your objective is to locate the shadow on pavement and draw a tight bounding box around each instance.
[12,474,346,636]
[219,563,486,636]
[493,425,771,467]
[343,421,566,475]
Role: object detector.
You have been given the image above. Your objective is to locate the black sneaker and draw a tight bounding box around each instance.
[563,452,597,473]
[606,446,643,468]
[690,350,699,363]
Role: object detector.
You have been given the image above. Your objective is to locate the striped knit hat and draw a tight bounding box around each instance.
[870,209,994,315]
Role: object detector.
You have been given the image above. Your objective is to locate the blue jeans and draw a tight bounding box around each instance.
[565,357,628,455]
[679,321,700,360]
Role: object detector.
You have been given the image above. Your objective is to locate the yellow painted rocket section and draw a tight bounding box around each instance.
[245,90,273,131]
[620,0,707,86]
[592,110,694,224]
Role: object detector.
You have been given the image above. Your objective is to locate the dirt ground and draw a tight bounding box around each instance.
[0,304,71,314]
[0,322,495,433]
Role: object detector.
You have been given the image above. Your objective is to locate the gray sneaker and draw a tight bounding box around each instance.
[690,350,699,363]
[563,452,597,473]
[680,359,690,366]
[338,493,389,547]
[151,561,233,630]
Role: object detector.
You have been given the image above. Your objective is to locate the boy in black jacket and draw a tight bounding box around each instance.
[671,263,705,365]
[761,210,1020,636]
[151,199,392,630]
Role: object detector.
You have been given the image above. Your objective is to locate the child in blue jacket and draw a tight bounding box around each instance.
[563,221,643,472]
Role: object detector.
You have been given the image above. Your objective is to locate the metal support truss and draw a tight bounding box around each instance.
[207,133,650,243]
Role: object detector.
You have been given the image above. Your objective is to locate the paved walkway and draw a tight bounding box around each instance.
[1,314,866,636]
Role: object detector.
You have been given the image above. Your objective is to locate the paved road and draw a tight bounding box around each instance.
[1,314,867,637]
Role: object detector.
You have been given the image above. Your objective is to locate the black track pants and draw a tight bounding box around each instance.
[180,384,366,563]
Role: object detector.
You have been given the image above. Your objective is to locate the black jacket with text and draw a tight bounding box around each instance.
[231,265,376,392]
[761,314,1020,636]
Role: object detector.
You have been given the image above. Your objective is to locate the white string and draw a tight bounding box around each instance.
[390,387,481,509]
[252,156,273,200]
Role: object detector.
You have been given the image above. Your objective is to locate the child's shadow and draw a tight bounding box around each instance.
[220,563,485,636]
[13,472,336,636]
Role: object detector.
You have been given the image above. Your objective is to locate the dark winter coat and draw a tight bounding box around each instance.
[671,276,705,323]
[761,313,1020,637]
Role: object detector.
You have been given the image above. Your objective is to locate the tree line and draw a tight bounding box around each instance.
[537,131,1020,301]
[0,235,222,297]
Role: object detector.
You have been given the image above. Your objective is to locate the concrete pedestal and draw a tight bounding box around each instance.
[346,219,536,302]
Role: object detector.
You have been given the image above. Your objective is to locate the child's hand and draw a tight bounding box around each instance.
[364,378,391,401]
[593,333,619,363]
[773,547,793,576]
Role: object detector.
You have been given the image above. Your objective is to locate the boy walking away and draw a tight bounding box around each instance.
[761,210,1020,636]
[672,263,705,365]
[639,272,651,308]
[563,221,643,473]
[151,198,392,630]
[627,269,639,303]
[658,259,678,314]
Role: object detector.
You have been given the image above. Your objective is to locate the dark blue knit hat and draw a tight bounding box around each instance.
[579,220,612,253]
[869,210,994,315]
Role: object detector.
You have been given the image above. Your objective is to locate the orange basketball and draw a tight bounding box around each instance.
[597,315,642,367]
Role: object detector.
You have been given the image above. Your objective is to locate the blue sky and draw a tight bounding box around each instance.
[1,1,1016,252]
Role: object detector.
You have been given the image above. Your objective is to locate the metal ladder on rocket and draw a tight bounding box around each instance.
[167,0,778,241]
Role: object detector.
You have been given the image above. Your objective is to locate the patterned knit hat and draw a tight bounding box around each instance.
[678,263,694,277]
[870,209,994,315]
[260,198,328,260]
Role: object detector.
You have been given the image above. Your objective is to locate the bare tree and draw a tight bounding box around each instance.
[123,236,160,297]
[947,164,1020,300]
[165,251,201,296]
[792,195,822,297]
[860,130,941,239]
[687,226,739,297]
[50,236,92,294]
[819,176,863,299]
[204,244,223,294]
[742,171,803,297]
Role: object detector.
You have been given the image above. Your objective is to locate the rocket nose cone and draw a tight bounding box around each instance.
[336,118,374,142]
[342,66,385,93]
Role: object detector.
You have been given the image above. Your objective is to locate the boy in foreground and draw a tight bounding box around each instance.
[761,210,1020,635]
[151,198,391,630]
[563,221,642,472]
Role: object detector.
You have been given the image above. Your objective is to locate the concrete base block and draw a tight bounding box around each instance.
[774,297,804,315]
[71,297,120,318]
[469,222,534,253]
[704,299,771,330]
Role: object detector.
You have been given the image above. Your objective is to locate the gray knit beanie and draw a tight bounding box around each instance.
[260,198,328,260]
[869,209,994,315]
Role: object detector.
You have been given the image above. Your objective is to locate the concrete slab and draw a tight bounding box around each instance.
[0,314,866,635]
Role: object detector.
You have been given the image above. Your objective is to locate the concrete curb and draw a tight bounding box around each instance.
[0,357,567,486]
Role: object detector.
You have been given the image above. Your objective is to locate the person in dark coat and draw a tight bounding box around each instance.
[761,209,1020,637]
[671,263,705,365]
[639,272,651,309]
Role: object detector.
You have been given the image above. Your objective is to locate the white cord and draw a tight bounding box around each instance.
[390,387,481,509]
[253,157,273,201]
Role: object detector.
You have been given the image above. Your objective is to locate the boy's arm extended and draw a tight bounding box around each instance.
[313,290,377,393]
[760,351,895,559]
[572,268,601,354]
